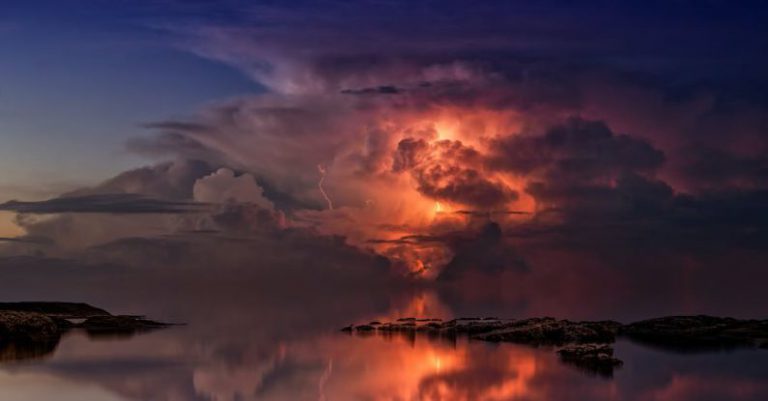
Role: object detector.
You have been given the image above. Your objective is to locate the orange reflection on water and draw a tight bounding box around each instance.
[474,356,537,401]
[307,330,546,401]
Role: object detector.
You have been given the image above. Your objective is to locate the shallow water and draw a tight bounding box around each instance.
[2,296,768,401]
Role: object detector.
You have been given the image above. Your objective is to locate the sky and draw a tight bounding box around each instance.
[1,0,768,317]
[0,1,263,199]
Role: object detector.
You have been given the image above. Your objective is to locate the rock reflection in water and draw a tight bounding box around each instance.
[0,339,59,363]
[0,324,167,364]
[0,303,171,364]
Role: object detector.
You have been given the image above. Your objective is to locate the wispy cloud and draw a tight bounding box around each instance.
[0,194,209,214]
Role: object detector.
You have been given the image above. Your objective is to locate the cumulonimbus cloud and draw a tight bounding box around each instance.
[3,0,768,288]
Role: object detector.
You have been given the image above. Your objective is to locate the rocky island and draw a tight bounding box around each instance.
[0,302,172,362]
[342,315,768,377]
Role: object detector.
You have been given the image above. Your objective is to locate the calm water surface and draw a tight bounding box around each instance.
[1,291,767,401]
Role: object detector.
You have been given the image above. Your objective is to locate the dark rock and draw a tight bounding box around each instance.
[342,317,619,343]
[0,311,62,363]
[0,311,60,343]
[0,304,170,340]
[453,319,506,335]
[78,315,170,336]
[0,302,110,319]
[340,314,768,380]
[51,317,75,331]
[354,324,375,332]
[557,343,623,377]
[474,318,620,345]
[622,315,768,350]
[0,303,171,363]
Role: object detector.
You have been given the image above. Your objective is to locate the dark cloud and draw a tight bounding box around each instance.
[66,159,215,200]
[523,172,673,221]
[489,118,665,181]
[394,138,518,208]
[437,222,527,281]
[0,235,53,245]
[340,85,402,95]
[0,194,208,214]
[681,147,768,190]
[668,189,768,247]
[169,0,768,99]
[508,185,768,253]
[453,210,530,217]
[417,168,517,209]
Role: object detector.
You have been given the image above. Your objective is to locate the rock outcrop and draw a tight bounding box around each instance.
[0,311,60,343]
[621,315,768,350]
[557,343,623,377]
[0,302,171,362]
[0,302,110,319]
[473,318,620,345]
[80,315,171,337]
[345,317,620,344]
[342,315,768,378]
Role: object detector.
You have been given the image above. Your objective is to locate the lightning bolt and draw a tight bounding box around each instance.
[318,358,334,401]
[317,164,334,211]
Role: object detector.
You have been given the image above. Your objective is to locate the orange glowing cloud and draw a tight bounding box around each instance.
[289,104,537,277]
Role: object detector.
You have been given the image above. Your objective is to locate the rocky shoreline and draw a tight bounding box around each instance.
[342,315,768,377]
[0,302,172,362]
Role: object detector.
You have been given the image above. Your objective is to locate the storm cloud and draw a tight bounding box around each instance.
[393,138,518,209]
[1,0,767,321]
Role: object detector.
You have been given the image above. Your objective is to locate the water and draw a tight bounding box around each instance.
[1,252,767,401]
[2,291,767,401]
